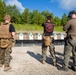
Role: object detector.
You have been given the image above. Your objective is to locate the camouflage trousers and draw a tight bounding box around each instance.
[0,47,11,67]
[63,37,76,70]
[41,38,56,64]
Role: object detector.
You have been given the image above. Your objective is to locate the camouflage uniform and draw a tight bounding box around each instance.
[41,16,56,66]
[0,23,13,69]
[0,46,11,67]
[0,15,15,71]
[42,37,56,66]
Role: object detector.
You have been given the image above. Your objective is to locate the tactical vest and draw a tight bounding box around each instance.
[0,23,12,39]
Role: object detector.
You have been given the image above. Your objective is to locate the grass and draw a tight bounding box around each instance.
[13,23,64,32]
[14,24,43,31]
[54,26,64,32]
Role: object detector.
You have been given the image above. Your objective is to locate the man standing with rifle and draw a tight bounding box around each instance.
[41,16,56,66]
[61,10,76,72]
[0,15,15,71]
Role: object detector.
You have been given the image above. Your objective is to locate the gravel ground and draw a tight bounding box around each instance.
[0,45,76,75]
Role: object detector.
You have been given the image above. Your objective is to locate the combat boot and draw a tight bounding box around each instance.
[70,66,76,72]
[40,60,46,64]
[4,66,12,71]
[53,59,56,66]
[60,67,69,71]
[53,62,56,66]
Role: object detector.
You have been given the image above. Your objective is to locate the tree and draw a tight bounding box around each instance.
[0,1,70,26]
[22,8,30,24]
[38,13,45,25]
[1,0,4,2]
[61,13,68,26]
[41,10,54,24]
[0,0,6,22]
[31,10,45,24]
[31,10,39,24]
[53,16,61,26]
[41,10,53,17]
[6,5,21,23]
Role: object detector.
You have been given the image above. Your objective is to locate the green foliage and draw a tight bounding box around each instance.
[53,16,61,26]
[0,1,75,31]
[31,10,45,24]
[54,26,63,32]
[61,13,68,26]
[14,24,43,31]
[6,5,21,23]
[0,1,6,22]
[41,10,53,17]
[14,23,63,32]
[22,8,30,24]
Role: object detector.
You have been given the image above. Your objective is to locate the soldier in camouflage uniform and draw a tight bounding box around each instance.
[0,15,15,71]
[41,16,56,66]
[61,11,76,72]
